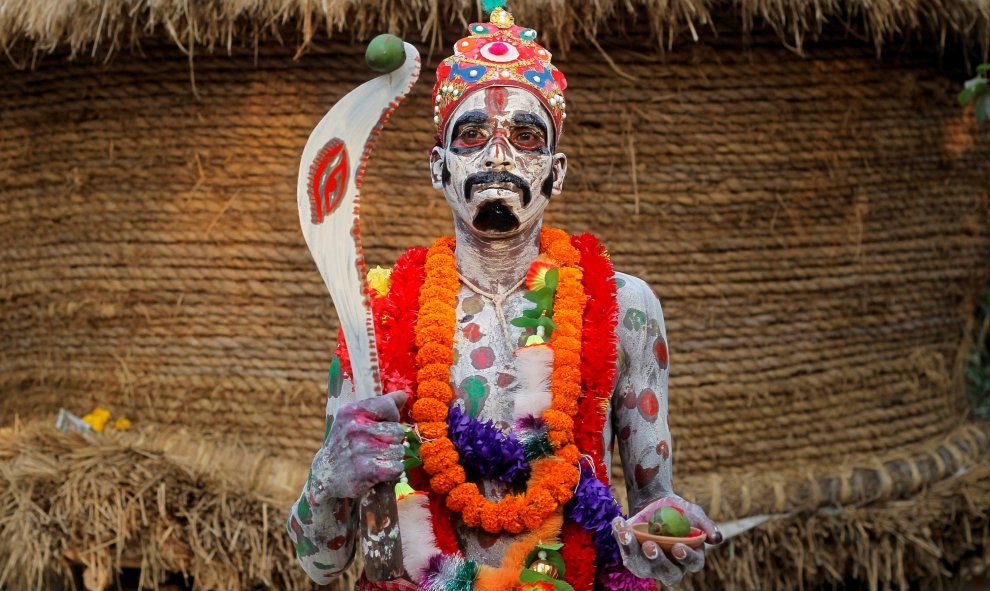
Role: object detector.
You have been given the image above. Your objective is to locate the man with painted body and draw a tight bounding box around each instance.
[288,10,721,589]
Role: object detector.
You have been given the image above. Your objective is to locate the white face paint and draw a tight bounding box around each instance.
[430,87,567,238]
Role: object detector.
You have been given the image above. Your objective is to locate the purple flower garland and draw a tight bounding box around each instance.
[445,411,654,590]
[446,406,530,484]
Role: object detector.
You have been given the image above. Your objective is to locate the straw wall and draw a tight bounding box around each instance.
[2,20,989,589]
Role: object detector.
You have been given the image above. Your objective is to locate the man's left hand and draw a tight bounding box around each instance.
[611,494,722,586]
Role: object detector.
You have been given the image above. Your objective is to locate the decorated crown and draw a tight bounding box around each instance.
[432,4,568,143]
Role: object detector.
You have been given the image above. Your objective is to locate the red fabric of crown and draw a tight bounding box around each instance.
[432,7,567,144]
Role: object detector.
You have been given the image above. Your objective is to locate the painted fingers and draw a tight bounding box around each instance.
[611,516,688,586]
[613,494,722,585]
[311,391,408,500]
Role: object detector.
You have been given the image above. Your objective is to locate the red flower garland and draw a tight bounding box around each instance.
[560,521,597,591]
[333,246,427,414]
[570,233,619,486]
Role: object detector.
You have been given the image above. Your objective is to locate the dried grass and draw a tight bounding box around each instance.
[2,418,988,590]
[0,420,362,590]
[0,0,988,62]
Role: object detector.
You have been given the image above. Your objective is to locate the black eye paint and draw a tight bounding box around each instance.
[511,113,552,154]
[448,110,489,155]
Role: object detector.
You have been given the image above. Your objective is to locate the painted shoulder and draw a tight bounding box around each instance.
[612,271,662,313]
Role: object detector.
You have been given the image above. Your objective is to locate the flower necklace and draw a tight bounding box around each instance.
[410,227,586,535]
[333,229,655,590]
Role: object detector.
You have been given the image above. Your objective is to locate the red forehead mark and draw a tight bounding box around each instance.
[485,86,508,115]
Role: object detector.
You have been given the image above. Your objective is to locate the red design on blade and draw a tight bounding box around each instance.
[308,138,349,224]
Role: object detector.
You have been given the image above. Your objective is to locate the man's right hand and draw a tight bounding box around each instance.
[311,390,408,500]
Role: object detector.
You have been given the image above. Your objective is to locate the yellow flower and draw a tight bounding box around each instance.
[82,414,109,433]
[367,266,392,297]
[114,418,132,430]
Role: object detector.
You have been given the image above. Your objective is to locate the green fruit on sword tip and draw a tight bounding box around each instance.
[366,34,406,73]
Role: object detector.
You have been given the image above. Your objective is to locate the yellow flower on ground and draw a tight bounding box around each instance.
[82,413,109,433]
[368,266,393,296]
[114,418,132,430]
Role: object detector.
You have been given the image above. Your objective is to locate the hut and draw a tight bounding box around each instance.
[1,0,989,589]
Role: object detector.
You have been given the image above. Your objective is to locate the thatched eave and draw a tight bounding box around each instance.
[0,0,988,63]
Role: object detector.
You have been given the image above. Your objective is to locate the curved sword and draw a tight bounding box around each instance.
[297,41,421,582]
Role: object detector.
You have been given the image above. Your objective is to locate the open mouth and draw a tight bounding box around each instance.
[472,199,520,233]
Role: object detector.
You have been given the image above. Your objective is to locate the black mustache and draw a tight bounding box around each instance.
[463,171,532,207]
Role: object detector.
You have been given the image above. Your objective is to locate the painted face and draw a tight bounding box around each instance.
[430,86,567,237]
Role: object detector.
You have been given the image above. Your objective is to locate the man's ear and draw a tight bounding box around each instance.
[551,152,567,195]
[430,147,445,190]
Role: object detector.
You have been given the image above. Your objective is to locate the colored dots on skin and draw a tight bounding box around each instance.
[463,322,484,342]
[477,529,501,549]
[462,295,485,315]
[619,425,632,440]
[496,372,515,388]
[622,384,637,409]
[471,346,495,369]
[633,463,660,489]
[622,308,647,331]
[656,440,670,460]
[654,336,669,370]
[461,376,489,417]
[298,495,313,523]
[638,388,660,423]
[328,535,348,550]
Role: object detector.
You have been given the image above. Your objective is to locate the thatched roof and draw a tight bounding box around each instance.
[1,0,988,61]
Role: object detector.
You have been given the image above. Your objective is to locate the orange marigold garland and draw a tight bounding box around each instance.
[414,229,585,535]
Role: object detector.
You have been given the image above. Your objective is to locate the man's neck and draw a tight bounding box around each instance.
[452,217,542,295]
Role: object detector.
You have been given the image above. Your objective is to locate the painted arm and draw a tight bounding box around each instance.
[286,358,406,584]
[608,273,722,586]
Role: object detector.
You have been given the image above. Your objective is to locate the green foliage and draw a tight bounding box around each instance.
[402,425,423,471]
[958,64,990,125]
[967,282,990,420]
[511,268,560,341]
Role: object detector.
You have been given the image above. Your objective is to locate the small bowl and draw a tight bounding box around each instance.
[631,524,706,551]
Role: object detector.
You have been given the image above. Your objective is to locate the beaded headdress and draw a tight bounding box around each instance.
[432,6,568,143]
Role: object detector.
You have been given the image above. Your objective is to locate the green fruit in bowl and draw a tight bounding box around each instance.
[648,506,691,537]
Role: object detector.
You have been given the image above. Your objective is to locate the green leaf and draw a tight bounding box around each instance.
[519,570,556,584]
[537,316,559,330]
[958,85,977,106]
[523,307,543,319]
[973,95,990,124]
[511,317,540,328]
[524,287,553,303]
[405,427,421,453]
[544,268,559,290]
[976,94,990,124]
[977,63,990,73]
[519,570,575,591]
[402,457,422,470]
[538,543,564,551]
